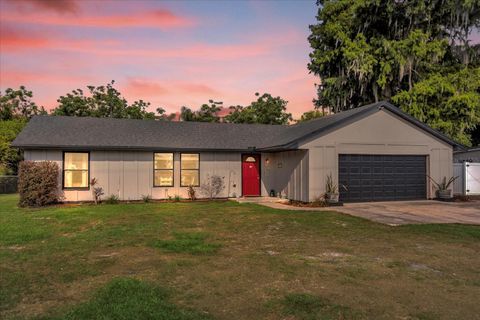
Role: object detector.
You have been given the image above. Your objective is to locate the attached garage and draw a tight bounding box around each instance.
[338,154,427,202]
[294,102,459,202]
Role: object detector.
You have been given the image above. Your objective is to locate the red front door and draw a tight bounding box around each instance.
[242,154,260,196]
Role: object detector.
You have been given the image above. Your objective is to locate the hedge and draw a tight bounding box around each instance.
[18,161,62,207]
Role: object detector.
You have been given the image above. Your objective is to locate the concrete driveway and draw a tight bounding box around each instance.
[328,200,480,226]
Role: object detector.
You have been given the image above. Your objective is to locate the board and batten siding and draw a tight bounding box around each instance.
[300,109,453,201]
[261,150,309,202]
[24,150,242,201]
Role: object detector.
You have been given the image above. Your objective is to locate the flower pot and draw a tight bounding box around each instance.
[326,193,339,204]
[437,189,452,199]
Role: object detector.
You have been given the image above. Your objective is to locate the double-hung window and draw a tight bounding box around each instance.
[154,153,174,187]
[181,153,199,186]
[63,152,89,189]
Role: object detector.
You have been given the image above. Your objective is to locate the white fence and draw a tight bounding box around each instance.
[453,162,480,195]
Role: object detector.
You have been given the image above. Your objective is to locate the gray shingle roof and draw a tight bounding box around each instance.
[12,101,462,151]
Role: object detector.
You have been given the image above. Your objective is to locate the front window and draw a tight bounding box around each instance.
[64,152,89,189]
[181,153,199,186]
[154,153,174,187]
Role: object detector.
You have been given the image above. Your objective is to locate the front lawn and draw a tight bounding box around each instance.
[1,194,479,320]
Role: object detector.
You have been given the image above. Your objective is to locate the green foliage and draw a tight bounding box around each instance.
[18,161,61,207]
[141,194,152,203]
[105,194,120,204]
[0,87,44,174]
[0,86,46,121]
[225,92,292,124]
[44,278,211,320]
[309,0,480,145]
[180,100,222,122]
[427,176,458,191]
[392,68,480,146]
[0,119,26,174]
[51,81,161,120]
[297,110,326,123]
[151,232,221,254]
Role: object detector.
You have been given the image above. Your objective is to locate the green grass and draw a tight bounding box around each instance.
[41,278,211,320]
[1,194,480,320]
[281,293,360,320]
[150,232,222,254]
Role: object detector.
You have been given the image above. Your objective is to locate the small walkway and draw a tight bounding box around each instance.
[233,197,480,226]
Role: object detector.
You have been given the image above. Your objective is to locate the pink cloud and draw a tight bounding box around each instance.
[6,0,79,13]
[124,79,170,97]
[176,83,219,95]
[0,24,120,52]
[3,9,196,29]
[0,26,50,51]
[1,69,92,86]
[123,79,220,99]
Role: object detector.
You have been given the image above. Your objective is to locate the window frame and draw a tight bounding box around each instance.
[62,151,90,190]
[180,153,200,187]
[153,152,174,187]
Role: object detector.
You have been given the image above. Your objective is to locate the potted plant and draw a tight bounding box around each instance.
[428,176,458,199]
[325,173,346,204]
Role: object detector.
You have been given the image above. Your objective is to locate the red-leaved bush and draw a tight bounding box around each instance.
[18,161,62,207]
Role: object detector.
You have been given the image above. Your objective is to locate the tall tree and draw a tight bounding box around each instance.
[297,110,326,123]
[393,68,480,146]
[52,81,161,119]
[309,0,480,145]
[0,119,26,175]
[0,86,44,174]
[180,100,222,122]
[0,86,46,120]
[225,92,292,125]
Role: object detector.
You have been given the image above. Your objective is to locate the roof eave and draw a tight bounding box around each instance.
[12,144,261,153]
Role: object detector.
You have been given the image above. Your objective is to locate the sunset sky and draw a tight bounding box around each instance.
[0,0,319,117]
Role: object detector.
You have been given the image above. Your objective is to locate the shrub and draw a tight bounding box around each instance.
[18,161,62,207]
[187,185,196,200]
[105,194,119,204]
[173,194,181,202]
[199,175,225,199]
[141,194,152,203]
[90,178,104,204]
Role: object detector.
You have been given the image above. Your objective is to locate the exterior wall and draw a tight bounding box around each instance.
[261,150,309,202]
[24,150,242,201]
[300,110,453,201]
[454,150,480,163]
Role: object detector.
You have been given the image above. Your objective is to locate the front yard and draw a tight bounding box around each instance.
[1,194,479,320]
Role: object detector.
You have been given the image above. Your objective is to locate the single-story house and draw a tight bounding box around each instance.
[454,147,480,163]
[12,101,461,202]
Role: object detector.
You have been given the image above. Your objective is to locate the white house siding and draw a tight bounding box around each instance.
[24,150,242,201]
[261,150,309,202]
[300,109,453,201]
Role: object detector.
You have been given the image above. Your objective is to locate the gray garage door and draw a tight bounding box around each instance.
[338,154,427,202]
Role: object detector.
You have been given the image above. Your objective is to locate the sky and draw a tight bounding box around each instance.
[0,0,319,117]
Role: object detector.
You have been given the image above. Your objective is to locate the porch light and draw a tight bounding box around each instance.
[265,158,270,164]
